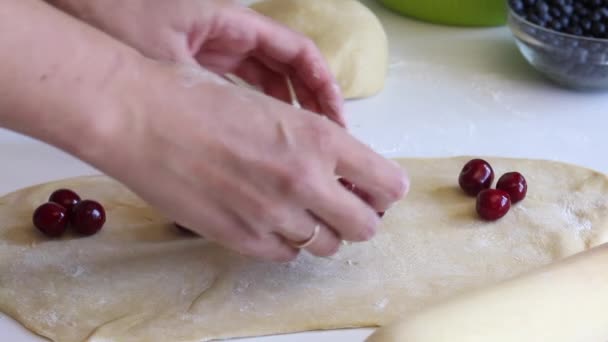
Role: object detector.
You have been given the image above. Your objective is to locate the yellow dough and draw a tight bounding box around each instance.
[367,243,608,342]
[250,0,389,99]
[1,157,608,341]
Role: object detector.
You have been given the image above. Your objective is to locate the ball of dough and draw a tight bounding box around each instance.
[250,0,389,99]
[367,245,608,342]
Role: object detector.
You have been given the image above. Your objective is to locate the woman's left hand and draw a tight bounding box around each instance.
[47,0,346,126]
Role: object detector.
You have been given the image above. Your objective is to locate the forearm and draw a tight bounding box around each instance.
[43,0,210,65]
[0,0,141,159]
[43,0,91,16]
[43,0,119,30]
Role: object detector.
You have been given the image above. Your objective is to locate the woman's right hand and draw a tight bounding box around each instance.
[0,0,407,262]
[96,61,409,262]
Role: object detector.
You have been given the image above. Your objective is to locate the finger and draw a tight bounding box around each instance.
[211,227,298,262]
[249,14,345,126]
[252,52,344,127]
[289,76,322,116]
[196,207,298,262]
[233,58,292,104]
[242,55,311,110]
[337,178,386,217]
[194,51,244,75]
[302,176,382,243]
[174,222,203,237]
[332,133,410,212]
[238,233,300,262]
[278,211,341,257]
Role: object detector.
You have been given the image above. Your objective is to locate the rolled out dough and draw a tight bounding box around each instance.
[250,0,389,99]
[367,243,608,342]
[1,157,608,342]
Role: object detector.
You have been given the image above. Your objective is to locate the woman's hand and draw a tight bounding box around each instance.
[46,0,346,126]
[4,0,409,262]
[99,62,408,262]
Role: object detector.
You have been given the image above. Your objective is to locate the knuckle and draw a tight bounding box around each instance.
[278,160,317,197]
[306,119,334,150]
[253,202,288,228]
[293,170,316,195]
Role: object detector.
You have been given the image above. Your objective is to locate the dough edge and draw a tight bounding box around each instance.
[2,156,608,342]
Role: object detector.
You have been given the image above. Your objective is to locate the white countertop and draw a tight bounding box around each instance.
[3,0,608,341]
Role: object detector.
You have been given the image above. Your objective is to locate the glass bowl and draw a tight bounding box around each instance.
[508,8,608,90]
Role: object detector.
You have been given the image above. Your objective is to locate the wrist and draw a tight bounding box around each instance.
[0,0,144,169]
[52,52,147,167]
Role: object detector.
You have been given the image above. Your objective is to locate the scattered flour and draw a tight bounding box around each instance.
[374,298,389,312]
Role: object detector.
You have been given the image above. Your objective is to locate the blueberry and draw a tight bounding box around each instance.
[528,13,543,25]
[536,1,550,15]
[562,5,574,15]
[571,27,583,36]
[551,21,564,31]
[590,0,602,7]
[582,18,593,31]
[510,0,525,13]
[512,0,608,38]
[550,7,562,18]
[592,22,606,36]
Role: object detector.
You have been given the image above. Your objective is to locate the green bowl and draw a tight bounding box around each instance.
[377,0,508,27]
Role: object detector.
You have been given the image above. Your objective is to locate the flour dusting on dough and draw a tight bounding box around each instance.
[2,158,608,342]
[374,298,389,312]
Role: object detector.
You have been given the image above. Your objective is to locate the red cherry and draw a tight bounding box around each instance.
[476,189,511,221]
[33,202,68,237]
[496,172,527,204]
[49,188,81,213]
[71,200,106,236]
[338,178,385,217]
[459,159,495,196]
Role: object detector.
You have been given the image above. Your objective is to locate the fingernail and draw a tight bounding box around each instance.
[398,172,410,198]
[363,216,381,240]
[389,160,409,196]
[331,82,341,95]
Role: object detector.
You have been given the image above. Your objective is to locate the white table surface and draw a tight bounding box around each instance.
[3,0,608,341]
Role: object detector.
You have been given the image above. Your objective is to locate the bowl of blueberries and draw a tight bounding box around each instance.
[508,0,608,90]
